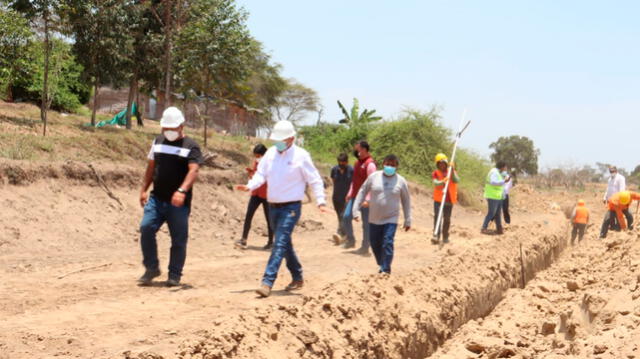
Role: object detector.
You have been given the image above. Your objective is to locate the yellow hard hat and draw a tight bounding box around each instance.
[435,153,448,164]
[619,191,631,205]
[577,199,585,206]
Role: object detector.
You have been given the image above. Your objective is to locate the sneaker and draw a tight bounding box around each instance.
[255,284,271,297]
[234,239,248,250]
[263,242,273,250]
[481,228,491,235]
[342,241,356,249]
[166,277,180,287]
[443,237,450,244]
[284,280,304,291]
[353,247,371,256]
[138,268,161,285]
[332,234,343,245]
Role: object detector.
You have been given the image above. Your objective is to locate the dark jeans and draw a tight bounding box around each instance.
[502,195,511,224]
[482,199,503,230]
[571,223,586,243]
[369,223,398,274]
[140,195,190,280]
[241,195,273,244]
[600,209,633,238]
[262,202,302,287]
[433,201,453,240]
[332,198,346,235]
[343,199,371,250]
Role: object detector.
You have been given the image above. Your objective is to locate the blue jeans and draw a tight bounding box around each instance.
[262,202,302,287]
[140,195,190,280]
[342,199,371,250]
[369,223,397,274]
[482,199,503,230]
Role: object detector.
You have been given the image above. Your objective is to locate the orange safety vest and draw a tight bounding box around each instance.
[573,205,589,224]
[433,169,458,204]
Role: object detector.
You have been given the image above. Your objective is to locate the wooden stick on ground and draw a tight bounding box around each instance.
[58,263,112,279]
[87,163,124,208]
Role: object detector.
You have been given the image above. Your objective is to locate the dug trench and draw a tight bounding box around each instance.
[0,159,609,359]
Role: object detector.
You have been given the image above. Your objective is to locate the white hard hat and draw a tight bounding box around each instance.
[270,120,296,141]
[160,106,185,128]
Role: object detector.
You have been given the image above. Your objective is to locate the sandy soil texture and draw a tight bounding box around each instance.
[1,160,632,359]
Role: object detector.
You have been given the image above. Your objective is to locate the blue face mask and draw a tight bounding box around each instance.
[274,141,288,152]
[383,166,396,176]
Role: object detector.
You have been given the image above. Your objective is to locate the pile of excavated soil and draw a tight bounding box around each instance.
[431,229,640,359]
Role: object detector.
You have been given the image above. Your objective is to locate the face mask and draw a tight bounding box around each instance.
[164,130,180,142]
[501,171,508,177]
[275,141,288,152]
[255,157,261,163]
[339,164,347,169]
[353,150,360,158]
[383,166,396,176]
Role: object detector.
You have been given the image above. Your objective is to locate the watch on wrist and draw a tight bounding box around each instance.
[177,187,187,194]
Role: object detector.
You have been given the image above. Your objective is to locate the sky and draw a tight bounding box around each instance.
[236,0,640,171]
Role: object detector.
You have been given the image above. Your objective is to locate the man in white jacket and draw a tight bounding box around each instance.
[603,166,625,203]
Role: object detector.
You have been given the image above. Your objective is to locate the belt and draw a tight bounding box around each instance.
[269,201,301,208]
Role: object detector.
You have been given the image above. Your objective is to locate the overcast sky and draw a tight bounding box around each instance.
[237,0,640,171]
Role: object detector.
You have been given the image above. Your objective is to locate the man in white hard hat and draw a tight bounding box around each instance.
[237,120,328,297]
[138,106,203,287]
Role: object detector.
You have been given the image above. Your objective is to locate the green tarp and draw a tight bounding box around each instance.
[93,102,140,127]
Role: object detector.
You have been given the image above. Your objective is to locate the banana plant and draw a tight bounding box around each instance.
[337,98,382,127]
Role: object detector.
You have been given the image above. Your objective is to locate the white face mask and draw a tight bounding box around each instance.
[164,130,180,142]
[256,157,261,163]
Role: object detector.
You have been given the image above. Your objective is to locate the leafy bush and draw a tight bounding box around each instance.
[302,107,490,207]
[12,38,90,112]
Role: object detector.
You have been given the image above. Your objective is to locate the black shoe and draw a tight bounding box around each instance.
[166,277,180,287]
[263,242,273,250]
[443,237,450,244]
[138,268,161,285]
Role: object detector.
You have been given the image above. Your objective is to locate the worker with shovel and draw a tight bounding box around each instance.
[570,199,589,244]
[431,153,459,244]
[599,190,640,239]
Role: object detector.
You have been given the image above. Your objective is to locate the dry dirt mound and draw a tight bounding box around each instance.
[129,220,566,359]
[431,229,640,359]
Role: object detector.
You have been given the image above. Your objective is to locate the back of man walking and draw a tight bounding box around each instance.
[138,107,203,287]
[237,120,327,297]
[570,199,589,244]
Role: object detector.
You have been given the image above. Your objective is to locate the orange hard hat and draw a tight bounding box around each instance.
[577,199,585,206]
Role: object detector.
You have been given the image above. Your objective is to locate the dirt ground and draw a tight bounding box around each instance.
[0,158,635,359]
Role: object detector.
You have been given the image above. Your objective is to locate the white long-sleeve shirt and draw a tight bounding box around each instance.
[604,173,625,201]
[246,144,326,205]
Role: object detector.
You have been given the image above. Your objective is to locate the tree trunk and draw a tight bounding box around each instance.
[163,0,172,107]
[204,101,209,148]
[136,87,144,127]
[91,79,99,126]
[125,71,138,130]
[41,11,50,137]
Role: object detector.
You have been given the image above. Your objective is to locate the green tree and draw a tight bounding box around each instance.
[0,7,33,101]
[337,98,382,127]
[8,0,63,136]
[62,0,133,125]
[273,79,319,125]
[489,135,540,176]
[174,0,256,142]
